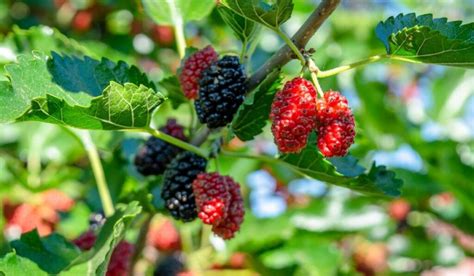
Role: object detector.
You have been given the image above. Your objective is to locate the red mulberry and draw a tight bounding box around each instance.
[316,91,355,157]
[270,77,318,153]
[179,46,218,100]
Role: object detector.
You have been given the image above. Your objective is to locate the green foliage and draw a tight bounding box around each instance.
[142,0,215,25]
[62,202,141,275]
[0,252,48,276]
[232,71,282,141]
[1,51,164,128]
[20,82,164,130]
[280,133,403,197]
[158,76,187,110]
[219,0,294,30]
[376,13,474,67]
[10,231,80,274]
[217,6,261,46]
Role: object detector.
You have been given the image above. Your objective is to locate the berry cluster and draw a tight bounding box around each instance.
[192,173,245,239]
[179,46,218,100]
[135,119,187,176]
[270,78,355,157]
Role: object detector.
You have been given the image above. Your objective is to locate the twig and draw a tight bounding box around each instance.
[247,0,341,91]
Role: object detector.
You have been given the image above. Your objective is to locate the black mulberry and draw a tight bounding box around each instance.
[161,152,207,222]
[134,119,187,176]
[195,56,247,128]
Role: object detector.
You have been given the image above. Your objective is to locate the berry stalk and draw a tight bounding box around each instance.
[307,58,325,98]
[145,127,208,159]
[74,129,114,216]
[276,28,305,65]
[315,54,389,78]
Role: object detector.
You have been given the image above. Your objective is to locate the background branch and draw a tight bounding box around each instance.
[247,0,341,91]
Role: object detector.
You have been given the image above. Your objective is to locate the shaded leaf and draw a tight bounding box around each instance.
[280,133,403,197]
[232,71,282,141]
[158,76,187,110]
[20,82,165,130]
[329,155,365,178]
[376,13,474,67]
[219,0,294,30]
[217,6,261,45]
[11,231,81,274]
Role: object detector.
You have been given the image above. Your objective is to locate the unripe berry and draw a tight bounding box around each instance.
[179,46,218,100]
[270,78,317,153]
[316,91,355,157]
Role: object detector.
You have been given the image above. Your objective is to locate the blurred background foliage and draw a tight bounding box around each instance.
[0,0,473,275]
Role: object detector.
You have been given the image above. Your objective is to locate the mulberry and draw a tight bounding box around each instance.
[161,152,207,222]
[270,78,317,153]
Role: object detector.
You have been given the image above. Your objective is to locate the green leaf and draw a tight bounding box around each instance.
[142,0,215,25]
[0,81,25,123]
[260,235,341,274]
[376,13,474,67]
[20,82,165,130]
[158,76,187,110]
[280,133,403,197]
[1,25,86,59]
[0,25,133,64]
[219,0,294,30]
[0,252,48,276]
[10,231,81,274]
[217,5,261,45]
[232,71,282,141]
[62,202,142,275]
[1,52,158,124]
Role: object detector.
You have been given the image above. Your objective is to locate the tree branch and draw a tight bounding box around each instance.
[247,0,341,91]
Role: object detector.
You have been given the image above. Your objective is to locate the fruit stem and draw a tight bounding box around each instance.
[145,127,208,159]
[307,58,325,98]
[276,28,305,65]
[173,17,186,59]
[316,54,389,78]
[188,101,196,135]
[74,129,115,217]
[200,224,211,248]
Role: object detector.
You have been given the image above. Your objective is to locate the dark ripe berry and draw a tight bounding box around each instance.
[270,77,318,153]
[179,46,218,100]
[154,255,184,276]
[192,173,231,225]
[134,119,187,176]
[161,152,207,222]
[195,56,247,128]
[106,241,134,276]
[316,91,355,157]
[211,177,245,240]
[73,230,97,251]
